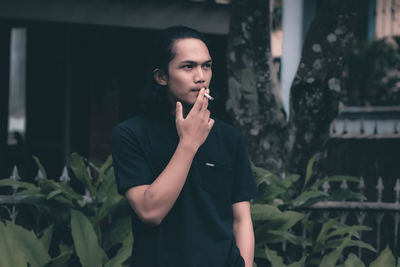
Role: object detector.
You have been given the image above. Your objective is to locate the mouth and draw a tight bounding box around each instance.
[190,87,204,92]
[189,87,214,101]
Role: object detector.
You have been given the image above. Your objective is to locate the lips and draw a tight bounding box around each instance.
[190,87,207,92]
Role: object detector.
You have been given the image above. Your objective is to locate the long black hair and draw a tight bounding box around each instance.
[139,25,209,118]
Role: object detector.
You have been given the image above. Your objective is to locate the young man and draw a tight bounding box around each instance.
[112,26,256,267]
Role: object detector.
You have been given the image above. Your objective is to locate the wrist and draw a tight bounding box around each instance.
[177,140,198,155]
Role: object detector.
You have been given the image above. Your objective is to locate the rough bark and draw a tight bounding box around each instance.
[226,0,362,175]
[287,0,361,174]
[226,0,287,173]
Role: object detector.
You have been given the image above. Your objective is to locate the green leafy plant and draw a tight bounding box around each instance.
[251,157,379,267]
[343,37,400,106]
[0,153,132,267]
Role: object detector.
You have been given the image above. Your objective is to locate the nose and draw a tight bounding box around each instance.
[194,67,205,84]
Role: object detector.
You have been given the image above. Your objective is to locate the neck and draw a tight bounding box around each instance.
[171,102,192,118]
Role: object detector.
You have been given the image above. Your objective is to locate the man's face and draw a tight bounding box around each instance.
[165,38,212,106]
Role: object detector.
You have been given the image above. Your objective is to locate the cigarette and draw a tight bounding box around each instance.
[204,92,214,101]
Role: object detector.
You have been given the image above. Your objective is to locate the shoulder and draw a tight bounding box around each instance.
[112,115,152,140]
[212,118,243,142]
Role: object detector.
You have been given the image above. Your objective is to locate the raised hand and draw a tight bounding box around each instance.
[175,88,215,150]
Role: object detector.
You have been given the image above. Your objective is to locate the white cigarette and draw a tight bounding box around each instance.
[204,92,214,101]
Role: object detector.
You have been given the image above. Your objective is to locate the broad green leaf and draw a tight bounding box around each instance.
[104,240,132,267]
[303,155,315,191]
[281,174,300,188]
[316,219,338,243]
[343,253,365,267]
[33,155,48,179]
[266,230,301,245]
[265,247,305,267]
[14,188,47,205]
[51,194,74,208]
[254,248,267,259]
[96,168,123,221]
[59,243,73,254]
[68,153,95,197]
[0,220,50,267]
[100,155,113,174]
[252,164,286,188]
[70,209,106,267]
[40,224,54,252]
[256,183,286,204]
[292,190,327,206]
[328,190,366,201]
[326,225,371,240]
[44,251,73,267]
[88,160,101,172]
[58,183,84,201]
[265,247,285,266]
[369,245,396,267]
[0,221,28,267]
[39,179,61,193]
[252,204,303,229]
[251,204,281,221]
[0,194,29,205]
[314,238,376,254]
[313,239,343,253]
[103,216,133,251]
[47,189,62,200]
[271,211,304,231]
[318,235,351,267]
[0,179,37,190]
[287,256,306,267]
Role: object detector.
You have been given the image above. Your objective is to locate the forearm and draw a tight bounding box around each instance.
[126,141,197,225]
[144,142,196,216]
[127,92,214,225]
[233,203,255,267]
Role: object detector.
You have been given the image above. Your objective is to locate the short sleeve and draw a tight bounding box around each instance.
[231,133,257,203]
[112,124,154,194]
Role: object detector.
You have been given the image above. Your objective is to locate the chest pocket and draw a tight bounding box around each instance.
[200,161,233,197]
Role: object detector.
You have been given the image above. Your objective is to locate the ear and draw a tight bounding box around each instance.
[153,68,168,86]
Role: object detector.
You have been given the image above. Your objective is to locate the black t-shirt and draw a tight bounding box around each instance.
[112,114,256,267]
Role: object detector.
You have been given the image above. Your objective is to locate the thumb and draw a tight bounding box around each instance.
[175,101,184,121]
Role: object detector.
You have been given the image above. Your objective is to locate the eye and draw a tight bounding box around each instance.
[203,63,212,69]
[181,64,193,69]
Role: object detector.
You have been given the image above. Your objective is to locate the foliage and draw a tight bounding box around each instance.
[343,37,400,106]
[0,153,132,267]
[250,157,389,267]
[1,154,398,266]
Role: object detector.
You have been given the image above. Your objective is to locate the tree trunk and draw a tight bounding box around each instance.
[287,0,361,174]
[226,0,287,173]
[226,0,361,175]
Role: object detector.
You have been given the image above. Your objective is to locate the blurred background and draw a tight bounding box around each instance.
[0,0,400,264]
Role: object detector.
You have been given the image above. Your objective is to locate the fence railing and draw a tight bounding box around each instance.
[330,106,400,139]
[1,166,400,262]
[305,176,400,260]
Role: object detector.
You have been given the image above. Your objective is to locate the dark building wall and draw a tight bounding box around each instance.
[0,18,229,178]
[0,21,10,179]
[25,22,69,178]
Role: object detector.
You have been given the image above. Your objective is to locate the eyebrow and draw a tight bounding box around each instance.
[179,59,213,65]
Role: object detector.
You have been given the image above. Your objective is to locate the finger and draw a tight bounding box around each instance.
[201,88,210,111]
[175,101,183,121]
[204,109,210,120]
[192,88,205,112]
[207,118,215,130]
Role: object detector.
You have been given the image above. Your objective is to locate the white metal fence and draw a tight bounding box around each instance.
[306,176,400,260]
